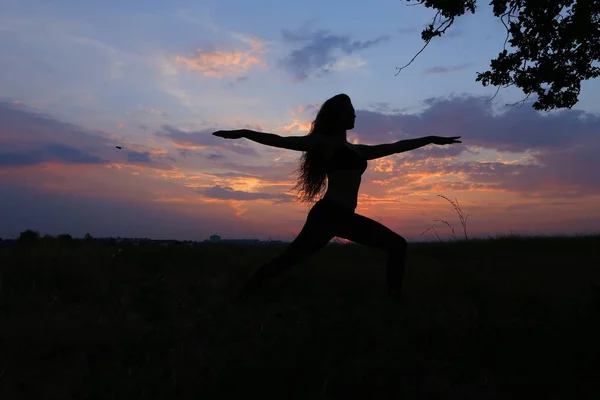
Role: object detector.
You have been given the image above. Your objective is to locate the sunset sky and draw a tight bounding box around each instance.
[1,0,599,242]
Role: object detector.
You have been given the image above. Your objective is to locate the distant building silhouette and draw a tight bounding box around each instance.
[203,234,284,245]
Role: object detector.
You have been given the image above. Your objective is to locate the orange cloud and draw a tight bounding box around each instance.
[149,148,169,155]
[175,37,267,78]
[371,158,396,173]
[105,163,146,172]
[281,103,322,133]
[282,119,312,133]
[292,103,320,115]
[171,142,209,151]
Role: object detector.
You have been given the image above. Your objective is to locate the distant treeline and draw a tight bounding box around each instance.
[0,229,287,246]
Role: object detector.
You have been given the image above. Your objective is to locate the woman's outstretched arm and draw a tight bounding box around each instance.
[355,136,461,160]
[213,129,318,152]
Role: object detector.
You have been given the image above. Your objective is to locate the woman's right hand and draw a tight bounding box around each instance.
[212,129,247,139]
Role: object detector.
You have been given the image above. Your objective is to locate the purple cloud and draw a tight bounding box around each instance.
[155,125,258,156]
[0,101,173,170]
[126,150,151,163]
[353,95,599,152]
[0,180,247,240]
[0,101,112,149]
[198,185,294,203]
[349,95,600,198]
[424,63,473,75]
[281,28,389,81]
[0,143,106,166]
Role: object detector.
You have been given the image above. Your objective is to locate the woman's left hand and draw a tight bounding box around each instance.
[431,136,462,145]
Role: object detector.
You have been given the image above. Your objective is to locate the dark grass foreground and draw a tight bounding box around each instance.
[1,236,600,399]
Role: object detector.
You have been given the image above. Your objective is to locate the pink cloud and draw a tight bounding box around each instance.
[0,101,174,171]
[2,96,599,241]
[174,37,267,78]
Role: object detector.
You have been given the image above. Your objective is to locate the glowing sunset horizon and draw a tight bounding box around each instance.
[1,1,599,242]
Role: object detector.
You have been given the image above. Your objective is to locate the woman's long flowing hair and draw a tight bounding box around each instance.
[293,94,350,203]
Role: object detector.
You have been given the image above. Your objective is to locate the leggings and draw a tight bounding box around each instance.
[242,197,408,294]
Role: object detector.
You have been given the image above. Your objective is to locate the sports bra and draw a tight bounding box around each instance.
[324,144,368,174]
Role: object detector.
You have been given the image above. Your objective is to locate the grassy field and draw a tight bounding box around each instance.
[1,235,599,399]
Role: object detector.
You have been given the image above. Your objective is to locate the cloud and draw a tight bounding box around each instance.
[1,100,111,148]
[155,125,258,156]
[451,154,600,198]
[424,63,472,75]
[4,88,599,241]
[174,36,267,78]
[126,150,151,163]
[283,119,313,134]
[0,143,106,167]
[348,95,600,198]
[208,163,299,188]
[352,96,599,151]
[198,185,294,203]
[181,150,225,160]
[250,94,599,201]
[228,75,250,88]
[128,106,169,117]
[0,170,255,240]
[367,102,406,115]
[0,101,173,170]
[281,28,389,81]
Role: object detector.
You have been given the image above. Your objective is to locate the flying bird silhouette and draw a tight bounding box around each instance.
[116,146,122,149]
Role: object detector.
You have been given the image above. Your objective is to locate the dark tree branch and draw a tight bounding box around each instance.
[395,10,455,74]
[486,85,503,102]
[506,92,532,107]
[500,10,512,51]
[395,39,433,75]
[399,0,600,111]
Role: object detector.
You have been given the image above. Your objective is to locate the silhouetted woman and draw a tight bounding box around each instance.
[212,94,461,298]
